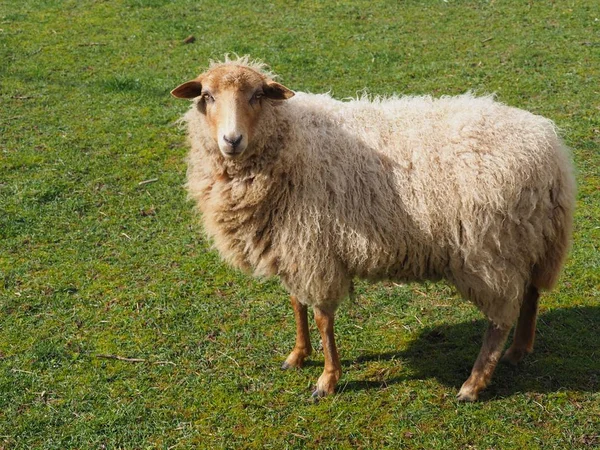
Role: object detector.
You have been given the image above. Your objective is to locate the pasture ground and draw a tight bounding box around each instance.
[1,1,599,448]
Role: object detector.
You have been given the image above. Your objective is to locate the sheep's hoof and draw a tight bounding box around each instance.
[456,385,479,402]
[281,351,309,370]
[281,361,300,370]
[310,388,329,402]
[501,347,529,366]
[311,372,338,401]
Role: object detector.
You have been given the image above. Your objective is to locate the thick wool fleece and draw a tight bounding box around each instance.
[183,60,575,328]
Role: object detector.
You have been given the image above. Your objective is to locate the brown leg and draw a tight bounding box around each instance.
[502,285,540,365]
[457,321,511,402]
[312,306,342,398]
[282,296,312,369]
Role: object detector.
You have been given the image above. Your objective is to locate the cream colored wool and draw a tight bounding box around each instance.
[182,58,575,328]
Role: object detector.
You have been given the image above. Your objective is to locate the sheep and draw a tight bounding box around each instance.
[171,56,575,401]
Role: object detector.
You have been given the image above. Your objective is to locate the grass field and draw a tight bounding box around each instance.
[1,0,599,448]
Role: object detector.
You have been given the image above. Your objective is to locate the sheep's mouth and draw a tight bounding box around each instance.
[220,148,245,159]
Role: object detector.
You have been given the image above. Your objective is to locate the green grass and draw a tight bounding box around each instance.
[1,0,599,448]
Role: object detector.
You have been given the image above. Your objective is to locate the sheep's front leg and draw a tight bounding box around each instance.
[457,321,511,402]
[282,296,312,369]
[312,306,342,398]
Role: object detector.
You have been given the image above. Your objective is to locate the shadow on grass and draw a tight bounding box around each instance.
[340,306,600,398]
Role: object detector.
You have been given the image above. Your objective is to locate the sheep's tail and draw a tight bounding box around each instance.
[532,142,576,290]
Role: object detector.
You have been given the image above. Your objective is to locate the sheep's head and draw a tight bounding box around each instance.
[171,61,294,159]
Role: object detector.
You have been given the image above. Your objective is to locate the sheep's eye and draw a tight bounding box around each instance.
[251,92,264,103]
[201,92,214,102]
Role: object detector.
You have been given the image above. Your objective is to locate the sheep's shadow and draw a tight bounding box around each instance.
[340,306,600,398]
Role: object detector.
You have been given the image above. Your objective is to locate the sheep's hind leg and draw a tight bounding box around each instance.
[312,306,341,399]
[282,296,312,369]
[502,285,540,365]
[457,321,511,402]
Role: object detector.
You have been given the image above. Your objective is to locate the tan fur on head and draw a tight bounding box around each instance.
[171,56,294,159]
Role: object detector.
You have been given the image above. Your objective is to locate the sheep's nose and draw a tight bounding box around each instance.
[223,134,243,148]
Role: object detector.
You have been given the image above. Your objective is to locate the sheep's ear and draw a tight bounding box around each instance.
[171,80,203,99]
[264,81,294,100]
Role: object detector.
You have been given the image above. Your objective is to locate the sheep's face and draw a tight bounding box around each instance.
[172,65,294,159]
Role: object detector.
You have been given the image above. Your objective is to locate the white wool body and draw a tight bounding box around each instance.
[184,64,575,329]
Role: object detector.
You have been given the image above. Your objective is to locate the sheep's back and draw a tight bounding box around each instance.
[284,93,572,309]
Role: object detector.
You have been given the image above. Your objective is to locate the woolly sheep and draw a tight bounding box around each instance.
[171,56,575,401]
